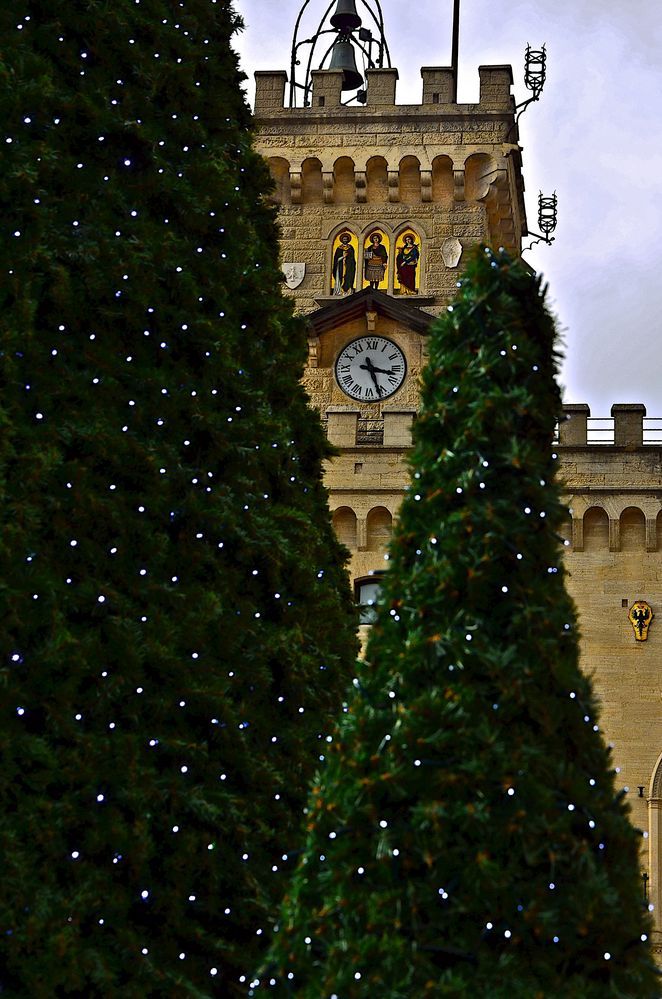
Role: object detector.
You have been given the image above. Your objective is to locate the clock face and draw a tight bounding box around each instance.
[335,336,407,402]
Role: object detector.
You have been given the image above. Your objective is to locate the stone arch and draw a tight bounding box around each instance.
[620,506,646,552]
[332,506,357,549]
[301,157,323,204]
[366,156,388,204]
[648,753,662,942]
[333,156,355,205]
[432,155,454,204]
[656,508,662,546]
[464,152,497,201]
[366,506,392,552]
[399,155,421,204]
[651,753,662,798]
[267,157,291,205]
[583,506,609,552]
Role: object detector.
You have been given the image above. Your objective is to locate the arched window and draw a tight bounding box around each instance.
[302,158,323,204]
[464,152,495,201]
[366,156,388,204]
[620,507,646,551]
[432,155,453,204]
[333,157,355,205]
[267,157,291,205]
[332,507,357,549]
[583,507,609,552]
[355,573,386,625]
[367,506,392,552]
[399,156,421,203]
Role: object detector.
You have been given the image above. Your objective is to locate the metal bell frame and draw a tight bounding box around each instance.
[289,0,391,107]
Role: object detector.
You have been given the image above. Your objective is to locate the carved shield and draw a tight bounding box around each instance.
[283,262,305,289]
[441,237,463,269]
[629,600,654,641]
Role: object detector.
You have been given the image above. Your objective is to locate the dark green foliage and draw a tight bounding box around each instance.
[261,249,658,998]
[0,3,357,995]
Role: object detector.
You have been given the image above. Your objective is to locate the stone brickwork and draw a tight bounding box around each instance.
[254,64,527,315]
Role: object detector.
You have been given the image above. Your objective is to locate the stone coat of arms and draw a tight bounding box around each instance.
[283,262,305,289]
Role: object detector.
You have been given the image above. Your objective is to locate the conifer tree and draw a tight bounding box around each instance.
[261,249,658,998]
[0,3,357,995]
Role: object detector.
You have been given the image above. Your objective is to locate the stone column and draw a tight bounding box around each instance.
[326,407,359,446]
[571,517,584,552]
[646,518,658,553]
[383,409,416,447]
[608,518,620,552]
[649,797,662,947]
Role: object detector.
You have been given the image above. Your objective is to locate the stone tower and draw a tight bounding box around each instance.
[252,11,662,958]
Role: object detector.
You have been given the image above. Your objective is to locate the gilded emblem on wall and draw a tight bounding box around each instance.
[628,600,654,641]
[363,230,389,290]
[395,231,420,295]
[331,231,356,295]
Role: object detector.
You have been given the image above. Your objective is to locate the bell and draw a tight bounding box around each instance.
[328,39,364,91]
[330,0,362,32]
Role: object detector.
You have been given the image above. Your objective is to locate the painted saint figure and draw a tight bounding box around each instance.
[396,233,420,294]
[364,232,388,290]
[332,232,356,295]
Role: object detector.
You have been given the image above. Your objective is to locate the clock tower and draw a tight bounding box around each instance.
[252,0,662,955]
[252,4,527,634]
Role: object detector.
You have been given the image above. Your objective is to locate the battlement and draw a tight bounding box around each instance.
[558,404,662,447]
[254,64,515,116]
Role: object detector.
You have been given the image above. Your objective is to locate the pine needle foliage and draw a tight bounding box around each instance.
[260,249,658,998]
[0,3,357,996]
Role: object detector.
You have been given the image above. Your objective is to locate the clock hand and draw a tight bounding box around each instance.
[360,357,384,396]
[360,357,394,377]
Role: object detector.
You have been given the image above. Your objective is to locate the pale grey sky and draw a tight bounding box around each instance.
[235,0,662,417]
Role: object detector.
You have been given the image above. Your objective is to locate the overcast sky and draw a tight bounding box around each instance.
[234,0,662,417]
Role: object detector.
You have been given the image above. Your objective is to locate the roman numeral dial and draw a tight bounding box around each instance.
[334,336,407,402]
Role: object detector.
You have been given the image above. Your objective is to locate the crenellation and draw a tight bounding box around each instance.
[365,68,399,105]
[477,65,515,110]
[310,68,344,108]
[253,70,288,114]
[255,63,517,114]
[420,67,455,105]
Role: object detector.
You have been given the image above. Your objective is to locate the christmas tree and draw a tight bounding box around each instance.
[0,2,357,995]
[260,249,658,997]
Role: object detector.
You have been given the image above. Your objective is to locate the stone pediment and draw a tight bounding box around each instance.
[309,288,435,337]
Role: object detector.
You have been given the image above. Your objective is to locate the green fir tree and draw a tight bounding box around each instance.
[0,2,357,995]
[260,249,658,998]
